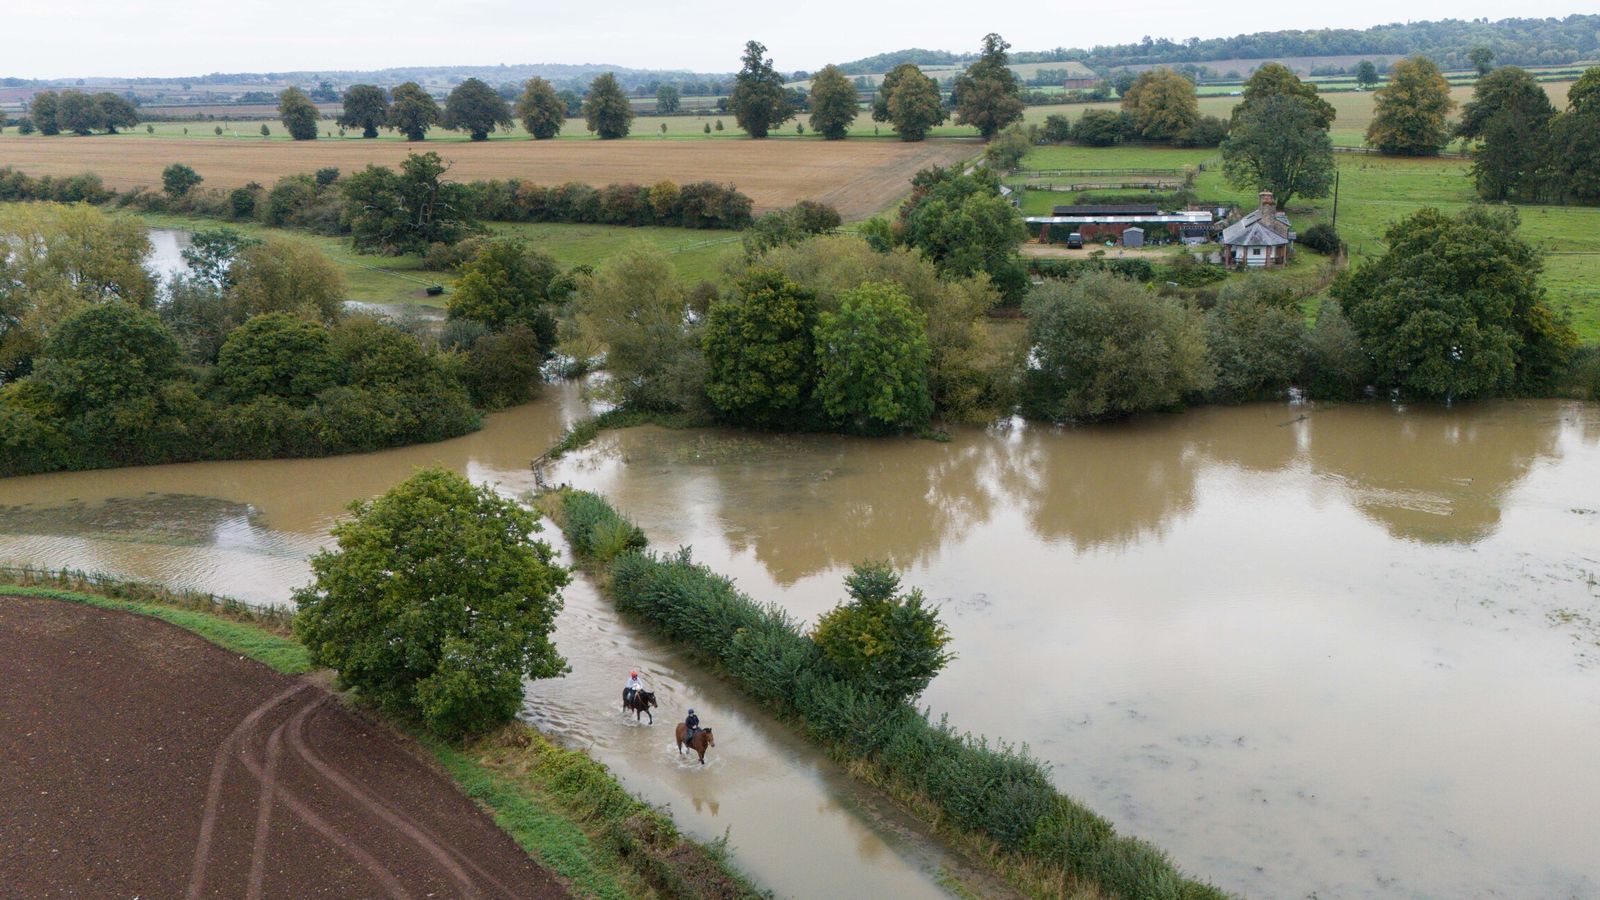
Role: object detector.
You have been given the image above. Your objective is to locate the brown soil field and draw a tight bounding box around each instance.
[0,594,566,899]
[0,135,978,219]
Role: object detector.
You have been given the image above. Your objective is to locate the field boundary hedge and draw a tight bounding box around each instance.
[539,487,1228,900]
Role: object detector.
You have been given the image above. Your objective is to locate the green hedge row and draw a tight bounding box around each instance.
[551,489,1226,900]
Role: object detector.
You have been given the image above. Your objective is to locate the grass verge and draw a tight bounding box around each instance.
[0,566,762,900]
[542,407,710,462]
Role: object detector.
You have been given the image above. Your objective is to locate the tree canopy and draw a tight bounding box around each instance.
[807,64,858,140]
[1455,66,1556,201]
[1222,93,1335,209]
[277,87,320,141]
[337,84,390,138]
[515,77,566,139]
[1332,205,1576,398]
[1120,69,1199,141]
[1366,56,1454,156]
[583,73,635,139]
[387,82,440,141]
[872,64,947,141]
[812,562,953,703]
[730,40,792,138]
[953,33,1025,139]
[342,152,475,255]
[1234,63,1336,130]
[443,77,512,141]
[293,467,568,740]
[813,282,933,433]
[703,269,818,428]
[446,240,564,350]
[897,167,1027,302]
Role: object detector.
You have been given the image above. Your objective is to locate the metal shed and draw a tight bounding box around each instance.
[1122,226,1145,248]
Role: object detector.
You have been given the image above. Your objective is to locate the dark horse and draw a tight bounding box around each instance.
[675,723,715,764]
[623,689,658,723]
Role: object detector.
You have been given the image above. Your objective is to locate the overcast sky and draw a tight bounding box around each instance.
[6,1,1595,79]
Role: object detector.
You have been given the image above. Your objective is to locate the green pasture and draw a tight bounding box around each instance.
[128,211,740,308]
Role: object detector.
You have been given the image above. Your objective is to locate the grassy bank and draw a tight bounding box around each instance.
[0,566,761,900]
[537,490,1227,900]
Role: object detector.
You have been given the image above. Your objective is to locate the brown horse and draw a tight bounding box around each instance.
[623,689,657,723]
[675,723,715,764]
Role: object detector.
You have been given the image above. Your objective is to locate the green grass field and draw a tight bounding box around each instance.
[1016,142,1600,343]
[128,211,741,308]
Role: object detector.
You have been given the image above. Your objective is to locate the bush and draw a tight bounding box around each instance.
[461,324,545,410]
[559,491,647,564]
[161,163,203,198]
[1299,222,1341,255]
[1022,272,1215,420]
[811,562,952,702]
[1204,281,1307,402]
[293,468,568,740]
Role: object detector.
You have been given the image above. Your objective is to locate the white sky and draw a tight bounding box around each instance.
[5,1,1596,79]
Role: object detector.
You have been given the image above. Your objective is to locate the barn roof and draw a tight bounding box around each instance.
[1051,204,1161,216]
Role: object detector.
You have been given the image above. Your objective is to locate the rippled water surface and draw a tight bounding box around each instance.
[4,387,1598,897]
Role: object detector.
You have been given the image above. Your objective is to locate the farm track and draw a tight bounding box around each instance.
[0,134,978,219]
[0,595,565,899]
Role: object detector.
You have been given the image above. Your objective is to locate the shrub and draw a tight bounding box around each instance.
[559,490,647,563]
[1298,222,1341,255]
[1204,281,1307,402]
[161,163,203,198]
[811,562,952,702]
[293,468,568,740]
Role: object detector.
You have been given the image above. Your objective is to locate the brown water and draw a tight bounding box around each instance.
[0,384,960,899]
[542,400,1600,899]
[5,391,1598,897]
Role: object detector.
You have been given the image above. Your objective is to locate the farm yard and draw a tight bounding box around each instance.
[0,132,976,220]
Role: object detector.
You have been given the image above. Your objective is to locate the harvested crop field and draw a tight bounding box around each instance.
[0,135,978,219]
[0,594,565,899]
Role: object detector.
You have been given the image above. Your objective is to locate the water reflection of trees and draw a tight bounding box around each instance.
[1295,402,1564,544]
[993,419,1206,553]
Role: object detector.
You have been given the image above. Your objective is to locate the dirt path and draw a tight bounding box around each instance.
[0,595,566,898]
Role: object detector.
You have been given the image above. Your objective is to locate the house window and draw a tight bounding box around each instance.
[1251,247,1263,256]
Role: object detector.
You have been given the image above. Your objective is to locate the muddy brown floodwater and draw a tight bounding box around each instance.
[4,385,1598,897]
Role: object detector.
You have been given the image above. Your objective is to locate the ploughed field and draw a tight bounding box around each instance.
[0,594,564,899]
[0,134,976,219]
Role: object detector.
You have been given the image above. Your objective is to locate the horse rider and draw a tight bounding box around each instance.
[684,708,700,741]
[624,670,643,705]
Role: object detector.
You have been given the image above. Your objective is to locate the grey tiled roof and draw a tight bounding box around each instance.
[1220,207,1292,246]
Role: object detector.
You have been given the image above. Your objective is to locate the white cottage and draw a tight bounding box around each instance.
[1220,191,1294,268]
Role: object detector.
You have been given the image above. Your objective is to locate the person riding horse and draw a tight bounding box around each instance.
[623,670,643,705]
[684,708,700,742]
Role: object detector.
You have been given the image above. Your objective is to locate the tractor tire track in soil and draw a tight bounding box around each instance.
[0,595,565,898]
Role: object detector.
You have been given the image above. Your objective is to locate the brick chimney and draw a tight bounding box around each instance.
[1258,191,1275,216]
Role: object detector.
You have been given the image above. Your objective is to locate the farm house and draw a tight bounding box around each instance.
[1220,192,1295,268]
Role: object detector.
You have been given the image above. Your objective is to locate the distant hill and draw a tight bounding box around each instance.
[839,15,1600,76]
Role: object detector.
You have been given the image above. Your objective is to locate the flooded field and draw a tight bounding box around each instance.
[3,388,1597,896]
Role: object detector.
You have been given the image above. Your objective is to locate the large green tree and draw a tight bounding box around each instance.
[216,312,338,404]
[1456,66,1556,201]
[515,77,566,139]
[227,238,346,323]
[702,269,817,428]
[953,33,1025,139]
[1120,68,1199,141]
[807,64,858,140]
[1221,93,1335,209]
[1546,68,1600,204]
[1233,63,1336,129]
[57,91,98,135]
[897,167,1028,301]
[813,282,933,433]
[1022,271,1214,420]
[1355,60,1380,90]
[337,84,390,138]
[387,82,440,141]
[872,64,947,141]
[583,73,635,139]
[342,152,474,255]
[655,83,681,114]
[93,93,138,133]
[443,77,512,141]
[575,244,700,411]
[1331,205,1576,398]
[28,91,60,135]
[293,467,568,740]
[1366,56,1455,156]
[729,40,791,138]
[446,239,564,350]
[31,303,179,418]
[277,87,320,141]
